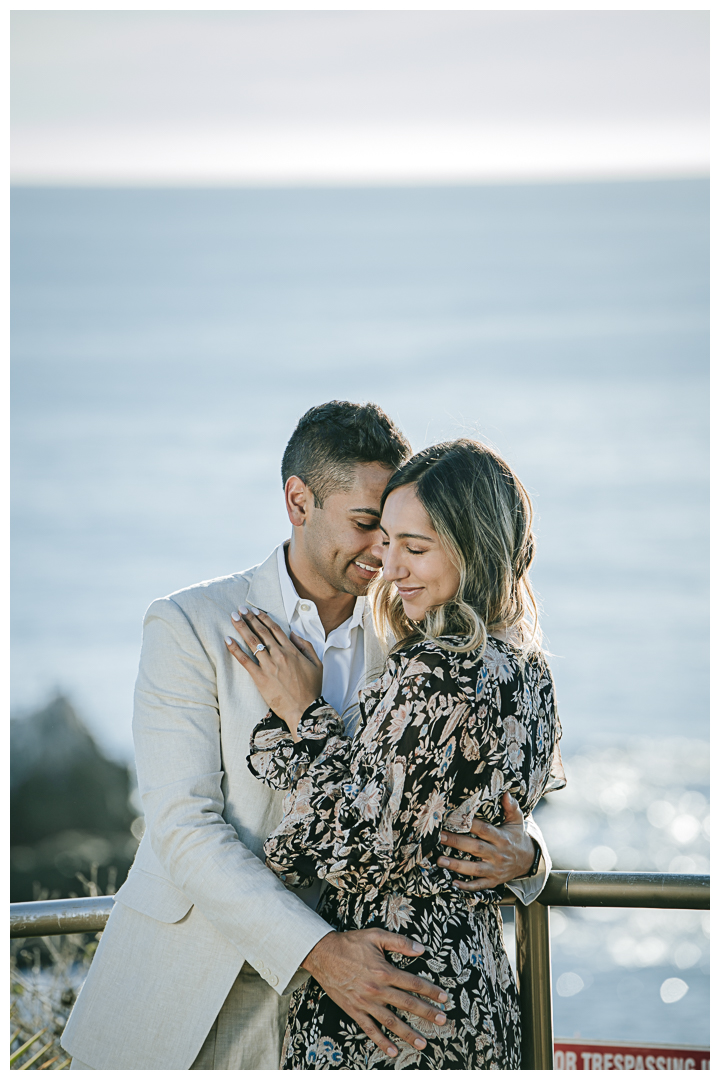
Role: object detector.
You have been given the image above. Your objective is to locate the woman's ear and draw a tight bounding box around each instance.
[285,475,310,527]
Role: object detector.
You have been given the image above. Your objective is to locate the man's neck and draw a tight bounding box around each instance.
[284,541,357,637]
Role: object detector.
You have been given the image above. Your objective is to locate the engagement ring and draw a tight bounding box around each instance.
[253,643,266,656]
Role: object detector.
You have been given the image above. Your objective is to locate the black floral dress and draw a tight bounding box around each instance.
[248,635,564,1070]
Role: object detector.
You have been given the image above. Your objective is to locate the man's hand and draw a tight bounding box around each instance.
[438,792,537,892]
[302,929,448,1059]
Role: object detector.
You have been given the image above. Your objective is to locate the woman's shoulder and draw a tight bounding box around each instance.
[392,634,550,685]
[392,635,466,667]
[372,638,474,705]
[394,633,524,662]
[390,636,497,688]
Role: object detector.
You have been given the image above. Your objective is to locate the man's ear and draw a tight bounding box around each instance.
[285,475,311,527]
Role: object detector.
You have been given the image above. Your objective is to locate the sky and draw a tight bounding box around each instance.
[11,10,709,185]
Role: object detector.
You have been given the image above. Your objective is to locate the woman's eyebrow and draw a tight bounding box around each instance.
[379,525,435,541]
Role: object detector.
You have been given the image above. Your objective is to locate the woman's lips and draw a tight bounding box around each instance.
[396,586,423,597]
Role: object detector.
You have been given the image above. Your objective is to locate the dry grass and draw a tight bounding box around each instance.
[10,869,110,1069]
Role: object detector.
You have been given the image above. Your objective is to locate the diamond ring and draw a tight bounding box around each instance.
[253,643,266,657]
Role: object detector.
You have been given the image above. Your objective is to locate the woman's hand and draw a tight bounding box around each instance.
[225,607,322,739]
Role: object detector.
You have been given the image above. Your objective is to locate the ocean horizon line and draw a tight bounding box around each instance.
[9,171,709,191]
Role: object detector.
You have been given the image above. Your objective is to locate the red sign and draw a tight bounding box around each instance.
[554,1040,710,1070]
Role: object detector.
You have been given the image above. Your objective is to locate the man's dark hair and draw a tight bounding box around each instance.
[281,401,411,507]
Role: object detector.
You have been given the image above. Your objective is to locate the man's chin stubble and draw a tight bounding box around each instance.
[341,566,380,596]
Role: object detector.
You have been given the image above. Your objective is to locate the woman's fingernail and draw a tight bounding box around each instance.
[224,637,233,645]
[414,1039,426,1049]
[231,611,240,621]
[239,605,248,615]
[412,940,424,953]
[439,832,447,842]
[249,606,260,615]
[386,1046,397,1057]
[438,991,448,1002]
[438,857,449,867]
[435,1013,446,1024]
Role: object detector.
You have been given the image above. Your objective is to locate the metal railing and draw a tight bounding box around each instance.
[11,895,115,939]
[10,871,710,1070]
[509,871,710,1069]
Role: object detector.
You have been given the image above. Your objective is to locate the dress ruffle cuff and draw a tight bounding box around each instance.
[247,698,344,790]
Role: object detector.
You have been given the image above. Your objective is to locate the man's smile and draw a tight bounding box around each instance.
[352,559,382,580]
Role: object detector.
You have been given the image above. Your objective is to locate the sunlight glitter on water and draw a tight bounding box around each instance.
[529,738,709,1043]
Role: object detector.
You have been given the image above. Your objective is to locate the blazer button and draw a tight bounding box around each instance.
[269,974,279,987]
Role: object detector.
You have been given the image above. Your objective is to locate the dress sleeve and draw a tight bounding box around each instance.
[262,650,500,894]
[262,642,562,896]
[246,701,344,790]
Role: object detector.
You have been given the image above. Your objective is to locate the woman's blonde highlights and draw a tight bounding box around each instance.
[370,439,541,657]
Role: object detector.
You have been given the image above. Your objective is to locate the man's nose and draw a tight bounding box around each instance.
[370,540,384,562]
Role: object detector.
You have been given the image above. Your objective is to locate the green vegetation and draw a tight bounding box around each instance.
[10,921,97,1070]
[11,696,139,903]
[10,697,140,1067]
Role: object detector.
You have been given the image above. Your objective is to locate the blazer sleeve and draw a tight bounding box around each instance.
[503,813,551,906]
[132,597,332,995]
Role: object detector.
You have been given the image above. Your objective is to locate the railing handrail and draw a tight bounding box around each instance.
[10,872,710,1070]
[11,894,115,938]
[10,871,710,938]
[538,870,709,909]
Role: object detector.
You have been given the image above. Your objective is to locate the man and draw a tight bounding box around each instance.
[62,401,550,1070]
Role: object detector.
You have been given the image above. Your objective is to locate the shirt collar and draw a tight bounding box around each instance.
[276,543,365,636]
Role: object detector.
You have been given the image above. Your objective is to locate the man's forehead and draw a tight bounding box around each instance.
[334,462,395,512]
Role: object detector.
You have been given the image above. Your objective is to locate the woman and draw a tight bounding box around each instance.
[225,438,564,1069]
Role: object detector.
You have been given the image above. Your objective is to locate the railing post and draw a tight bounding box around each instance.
[515,900,554,1069]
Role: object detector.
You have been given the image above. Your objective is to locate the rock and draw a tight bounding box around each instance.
[11,696,105,792]
[10,695,137,902]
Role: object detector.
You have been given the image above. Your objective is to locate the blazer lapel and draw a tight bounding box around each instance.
[247,546,387,686]
[245,545,291,636]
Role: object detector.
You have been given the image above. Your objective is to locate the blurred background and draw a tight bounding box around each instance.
[11,9,708,1050]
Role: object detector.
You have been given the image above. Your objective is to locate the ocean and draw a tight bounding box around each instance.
[11,179,709,1043]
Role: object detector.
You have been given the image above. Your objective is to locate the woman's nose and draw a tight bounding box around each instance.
[382,548,406,582]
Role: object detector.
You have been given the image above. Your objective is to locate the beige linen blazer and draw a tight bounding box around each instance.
[61,546,387,1070]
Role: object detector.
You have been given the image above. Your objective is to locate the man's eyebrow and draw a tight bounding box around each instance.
[349,507,381,516]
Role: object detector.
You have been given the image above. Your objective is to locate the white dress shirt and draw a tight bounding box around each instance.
[277,544,367,737]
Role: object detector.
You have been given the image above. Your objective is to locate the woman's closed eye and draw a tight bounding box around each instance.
[381,539,426,555]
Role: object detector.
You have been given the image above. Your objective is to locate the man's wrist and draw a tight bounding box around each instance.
[302,930,337,976]
[525,839,542,878]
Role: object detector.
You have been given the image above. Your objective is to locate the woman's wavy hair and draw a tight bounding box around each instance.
[370,438,541,657]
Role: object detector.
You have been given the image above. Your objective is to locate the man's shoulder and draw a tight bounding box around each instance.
[140,572,249,633]
[168,568,256,606]
[145,554,269,618]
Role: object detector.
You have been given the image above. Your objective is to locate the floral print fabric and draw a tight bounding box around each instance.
[248,635,564,1070]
